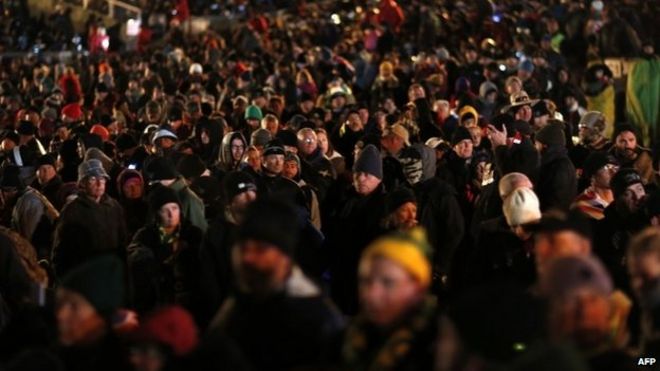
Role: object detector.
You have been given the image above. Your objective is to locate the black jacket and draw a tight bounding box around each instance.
[211,268,344,371]
[536,146,577,212]
[326,184,387,315]
[52,194,128,278]
[127,221,203,319]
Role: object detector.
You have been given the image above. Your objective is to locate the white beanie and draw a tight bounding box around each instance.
[189,63,203,75]
[503,188,541,227]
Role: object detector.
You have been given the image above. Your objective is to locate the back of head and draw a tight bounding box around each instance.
[499,172,533,200]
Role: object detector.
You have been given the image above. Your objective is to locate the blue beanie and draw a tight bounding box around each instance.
[353,144,383,179]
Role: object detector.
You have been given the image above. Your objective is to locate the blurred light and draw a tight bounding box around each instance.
[499,64,506,72]
[356,6,363,13]
[331,14,341,25]
[101,38,110,50]
[492,14,501,23]
[126,18,141,36]
[72,35,81,44]
[210,3,219,10]
[373,8,380,15]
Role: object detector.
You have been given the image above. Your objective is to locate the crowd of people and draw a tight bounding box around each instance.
[0,0,658,370]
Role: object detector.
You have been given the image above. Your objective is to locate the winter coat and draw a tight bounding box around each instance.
[327,184,387,315]
[300,147,336,202]
[210,267,344,371]
[127,221,203,318]
[31,175,63,210]
[536,146,577,212]
[413,177,465,280]
[216,131,248,173]
[199,210,240,325]
[51,194,128,278]
[342,296,438,371]
[470,216,536,287]
[56,333,131,371]
[610,147,657,186]
[11,187,58,257]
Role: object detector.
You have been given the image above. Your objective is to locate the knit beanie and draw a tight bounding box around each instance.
[148,184,181,213]
[361,228,432,288]
[385,187,417,214]
[144,157,179,183]
[60,255,124,320]
[612,124,638,142]
[539,255,613,300]
[115,133,138,151]
[502,188,541,227]
[90,124,110,142]
[451,126,472,146]
[353,144,383,179]
[237,198,300,258]
[244,105,263,121]
[223,170,257,202]
[262,139,286,157]
[133,306,199,357]
[251,128,272,147]
[176,154,206,180]
[535,123,566,146]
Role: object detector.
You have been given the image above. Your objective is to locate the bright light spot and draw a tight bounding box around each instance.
[331,14,341,25]
[126,19,141,36]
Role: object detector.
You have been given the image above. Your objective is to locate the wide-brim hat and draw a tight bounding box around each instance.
[501,90,539,113]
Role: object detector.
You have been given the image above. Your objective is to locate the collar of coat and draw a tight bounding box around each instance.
[342,296,437,371]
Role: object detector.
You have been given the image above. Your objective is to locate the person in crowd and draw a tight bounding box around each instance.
[32,153,63,208]
[610,124,657,186]
[143,157,208,232]
[534,122,577,211]
[342,228,438,370]
[52,159,127,277]
[55,255,131,371]
[569,111,612,173]
[208,198,343,371]
[573,152,619,220]
[128,185,202,319]
[116,169,148,237]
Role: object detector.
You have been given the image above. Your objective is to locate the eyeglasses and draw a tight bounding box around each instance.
[303,138,315,144]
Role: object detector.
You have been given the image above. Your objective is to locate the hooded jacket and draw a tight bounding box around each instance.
[217,131,248,172]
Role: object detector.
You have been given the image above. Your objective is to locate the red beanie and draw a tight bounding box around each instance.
[62,103,83,121]
[133,306,198,356]
[90,124,110,142]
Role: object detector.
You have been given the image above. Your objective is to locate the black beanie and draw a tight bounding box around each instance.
[610,168,643,199]
[451,126,472,146]
[148,184,181,213]
[535,123,566,146]
[238,198,300,258]
[263,139,286,157]
[353,144,383,179]
[17,121,36,136]
[36,154,57,168]
[144,157,179,183]
[115,133,138,151]
[60,255,124,320]
[581,152,617,182]
[176,154,206,180]
[223,170,257,202]
[385,187,417,214]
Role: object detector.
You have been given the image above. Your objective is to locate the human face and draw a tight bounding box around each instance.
[535,231,591,275]
[393,202,418,231]
[264,119,279,136]
[299,133,318,156]
[82,176,107,201]
[129,344,164,371]
[353,172,381,196]
[453,139,473,159]
[629,252,660,303]
[246,149,261,172]
[158,202,180,229]
[247,118,260,129]
[381,134,404,155]
[37,164,56,185]
[317,132,329,155]
[263,154,284,175]
[56,288,107,346]
[230,190,256,223]
[359,256,424,328]
[347,113,363,132]
[283,160,299,179]
[549,289,612,349]
[234,239,291,295]
[615,131,637,160]
[300,100,314,114]
[122,178,143,200]
[469,127,482,147]
[158,137,175,150]
[514,105,532,122]
[592,164,617,189]
[231,138,245,163]
[619,183,646,213]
